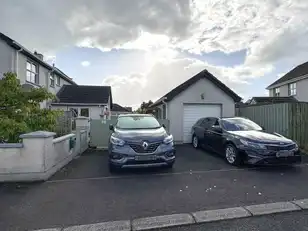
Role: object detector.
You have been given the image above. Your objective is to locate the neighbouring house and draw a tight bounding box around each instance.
[51,85,113,120]
[0,32,76,108]
[150,69,242,143]
[267,61,308,101]
[245,96,298,105]
[111,103,132,116]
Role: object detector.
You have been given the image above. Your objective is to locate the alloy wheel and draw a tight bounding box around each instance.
[225,145,236,164]
[193,136,198,148]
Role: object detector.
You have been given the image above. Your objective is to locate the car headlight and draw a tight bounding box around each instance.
[163,134,173,144]
[110,135,125,146]
[240,139,267,149]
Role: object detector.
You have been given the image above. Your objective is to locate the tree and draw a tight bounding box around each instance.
[0,72,63,143]
[135,100,154,114]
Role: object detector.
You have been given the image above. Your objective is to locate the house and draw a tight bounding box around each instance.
[245,96,297,105]
[111,103,132,116]
[267,61,308,101]
[0,32,76,107]
[150,69,242,143]
[51,85,113,119]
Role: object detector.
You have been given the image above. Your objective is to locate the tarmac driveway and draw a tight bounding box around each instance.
[1,145,308,231]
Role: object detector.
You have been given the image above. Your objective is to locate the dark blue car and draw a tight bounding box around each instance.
[108,114,175,172]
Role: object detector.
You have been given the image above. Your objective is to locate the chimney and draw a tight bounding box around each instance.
[34,51,44,61]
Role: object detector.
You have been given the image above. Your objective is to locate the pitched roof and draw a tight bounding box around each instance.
[54,85,112,106]
[251,96,298,104]
[0,32,76,85]
[267,61,308,89]
[151,69,242,107]
[112,103,131,112]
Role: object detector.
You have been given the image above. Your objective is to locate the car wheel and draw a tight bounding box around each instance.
[192,135,199,149]
[225,144,242,166]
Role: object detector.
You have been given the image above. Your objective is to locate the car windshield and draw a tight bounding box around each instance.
[221,118,262,131]
[116,116,161,129]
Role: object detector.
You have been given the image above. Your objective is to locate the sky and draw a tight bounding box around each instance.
[1,0,308,108]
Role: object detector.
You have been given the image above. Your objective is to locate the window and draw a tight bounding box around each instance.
[56,75,60,86]
[50,73,55,87]
[80,108,89,117]
[201,118,216,129]
[288,82,296,96]
[116,115,161,129]
[26,61,38,84]
[221,118,262,131]
[274,87,280,97]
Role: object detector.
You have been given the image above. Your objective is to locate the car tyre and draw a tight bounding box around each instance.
[192,135,199,149]
[225,144,242,166]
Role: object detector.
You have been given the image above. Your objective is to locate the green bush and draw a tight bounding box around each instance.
[0,72,63,143]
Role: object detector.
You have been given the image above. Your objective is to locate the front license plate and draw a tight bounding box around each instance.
[276,150,293,157]
[135,155,157,161]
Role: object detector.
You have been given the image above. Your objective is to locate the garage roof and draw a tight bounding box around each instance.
[151,69,242,107]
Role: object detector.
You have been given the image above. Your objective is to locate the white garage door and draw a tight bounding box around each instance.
[183,104,221,143]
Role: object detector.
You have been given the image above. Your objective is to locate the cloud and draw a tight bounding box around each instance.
[2,0,308,67]
[81,61,90,67]
[103,53,272,106]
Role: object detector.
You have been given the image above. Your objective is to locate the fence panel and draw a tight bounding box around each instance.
[236,103,290,136]
[55,111,73,137]
[237,102,308,148]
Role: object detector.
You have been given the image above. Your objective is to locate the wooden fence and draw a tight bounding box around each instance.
[236,102,308,148]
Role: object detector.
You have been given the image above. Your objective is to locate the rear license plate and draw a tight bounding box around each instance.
[276,150,294,157]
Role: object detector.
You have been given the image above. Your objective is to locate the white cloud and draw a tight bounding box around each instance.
[103,53,272,106]
[81,61,91,67]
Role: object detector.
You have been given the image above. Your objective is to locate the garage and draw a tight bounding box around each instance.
[183,104,222,143]
[150,70,242,143]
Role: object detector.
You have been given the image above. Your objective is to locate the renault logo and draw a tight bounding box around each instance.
[142,142,149,149]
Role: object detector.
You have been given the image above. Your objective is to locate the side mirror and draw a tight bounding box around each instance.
[212,125,222,133]
[261,126,265,131]
[109,124,114,131]
[162,124,166,128]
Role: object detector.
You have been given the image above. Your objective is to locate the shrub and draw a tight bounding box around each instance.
[0,72,63,143]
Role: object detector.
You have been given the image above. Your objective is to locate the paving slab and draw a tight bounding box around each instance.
[132,213,194,231]
[245,202,301,216]
[292,199,308,209]
[63,220,131,231]
[192,207,251,223]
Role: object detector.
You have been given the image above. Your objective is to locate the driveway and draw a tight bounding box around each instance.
[1,145,308,231]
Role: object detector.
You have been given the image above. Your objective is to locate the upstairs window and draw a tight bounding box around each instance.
[50,73,55,87]
[26,61,38,84]
[56,75,60,86]
[274,87,280,97]
[288,83,296,96]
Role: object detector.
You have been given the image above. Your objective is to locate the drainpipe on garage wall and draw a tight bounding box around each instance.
[162,97,168,120]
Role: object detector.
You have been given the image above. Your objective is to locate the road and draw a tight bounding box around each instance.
[0,145,308,231]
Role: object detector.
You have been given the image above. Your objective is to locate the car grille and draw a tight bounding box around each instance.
[129,142,161,153]
[266,144,296,151]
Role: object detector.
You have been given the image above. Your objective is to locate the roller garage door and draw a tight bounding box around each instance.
[183,104,221,143]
